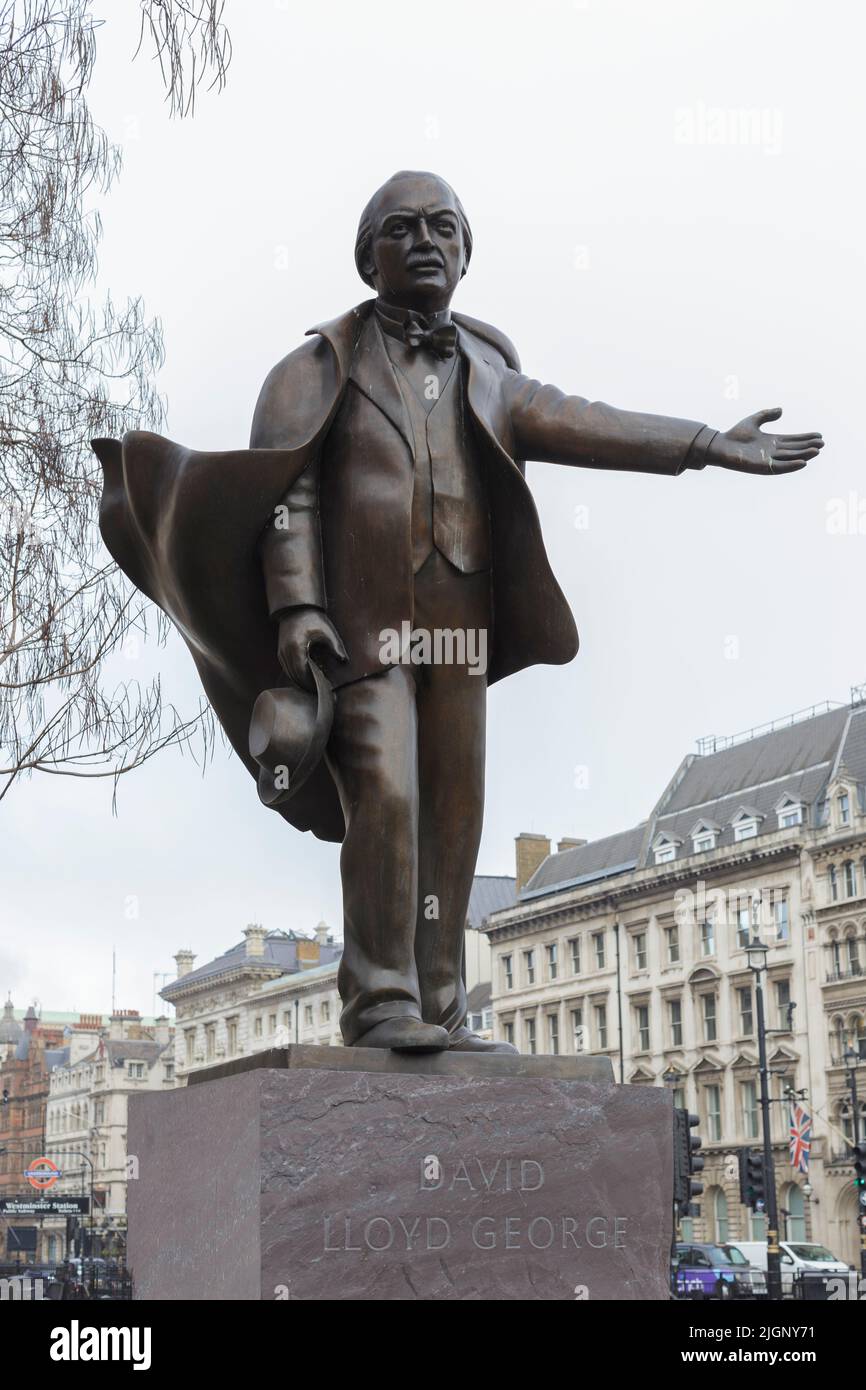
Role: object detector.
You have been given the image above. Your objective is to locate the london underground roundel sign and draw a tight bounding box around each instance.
[25,1156,61,1190]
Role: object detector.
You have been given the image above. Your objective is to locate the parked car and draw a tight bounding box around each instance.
[673,1242,768,1299]
[729,1240,852,1298]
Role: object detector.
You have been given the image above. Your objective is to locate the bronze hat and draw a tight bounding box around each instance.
[249,660,334,808]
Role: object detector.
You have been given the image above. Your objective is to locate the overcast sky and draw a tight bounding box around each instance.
[3,0,863,1019]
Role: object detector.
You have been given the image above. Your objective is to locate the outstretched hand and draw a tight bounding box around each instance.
[709,408,824,475]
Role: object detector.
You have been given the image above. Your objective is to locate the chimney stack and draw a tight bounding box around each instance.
[557,837,587,853]
[174,949,196,978]
[314,921,330,946]
[515,833,551,892]
[243,924,268,959]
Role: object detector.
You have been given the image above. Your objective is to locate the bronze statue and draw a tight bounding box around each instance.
[93,171,823,1054]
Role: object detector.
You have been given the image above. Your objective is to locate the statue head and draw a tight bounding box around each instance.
[354,170,472,313]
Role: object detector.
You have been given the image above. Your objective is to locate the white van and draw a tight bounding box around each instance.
[730,1240,852,1297]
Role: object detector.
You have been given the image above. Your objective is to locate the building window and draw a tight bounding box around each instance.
[268,1014,277,1035]
[844,861,857,897]
[700,916,715,957]
[693,827,717,853]
[847,937,861,974]
[502,954,513,990]
[773,897,790,943]
[321,1000,330,1022]
[666,926,680,964]
[571,1006,584,1052]
[635,1004,650,1052]
[669,999,682,1048]
[503,1021,514,1046]
[546,942,558,980]
[569,937,581,975]
[548,1014,560,1054]
[184,1031,195,1065]
[634,933,647,971]
[778,800,804,828]
[128,1062,145,1079]
[524,949,536,985]
[741,1080,759,1139]
[714,1188,729,1243]
[838,791,851,826]
[705,1085,722,1142]
[737,986,754,1036]
[595,1003,608,1050]
[702,993,717,1043]
[786,1185,807,1242]
[205,1025,215,1061]
[525,1017,537,1055]
[227,1019,238,1056]
[672,1085,686,1111]
[254,1017,263,1038]
[593,932,606,969]
[775,979,792,1029]
[654,841,676,865]
[828,865,838,902]
[304,1004,313,1027]
[733,815,759,842]
[736,905,751,950]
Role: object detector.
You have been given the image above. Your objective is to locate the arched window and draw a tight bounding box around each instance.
[785,1184,806,1242]
[714,1188,729,1243]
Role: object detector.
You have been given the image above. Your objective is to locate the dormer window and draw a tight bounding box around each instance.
[690,820,720,854]
[731,808,762,843]
[776,797,805,829]
[653,833,681,865]
[838,791,851,826]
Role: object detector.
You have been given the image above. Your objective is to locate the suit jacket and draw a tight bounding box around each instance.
[251,299,713,689]
[259,313,493,687]
[94,299,712,844]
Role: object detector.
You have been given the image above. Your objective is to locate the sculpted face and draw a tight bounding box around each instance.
[362,173,467,313]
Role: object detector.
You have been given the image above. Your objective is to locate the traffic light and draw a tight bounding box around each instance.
[673,1108,704,1217]
[738,1147,766,1210]
[854,1139,866,1190]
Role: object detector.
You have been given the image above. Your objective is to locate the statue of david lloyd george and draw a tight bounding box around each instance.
[93,170,823,1054]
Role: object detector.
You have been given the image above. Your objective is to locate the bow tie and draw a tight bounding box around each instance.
[377,305,457,360]
[402,313,457,360]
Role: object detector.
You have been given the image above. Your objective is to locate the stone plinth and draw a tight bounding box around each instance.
[127,1048,673,1301]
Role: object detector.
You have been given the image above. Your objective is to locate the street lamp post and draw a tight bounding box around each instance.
[843,1044,866,1280]
[747,935,783,1302]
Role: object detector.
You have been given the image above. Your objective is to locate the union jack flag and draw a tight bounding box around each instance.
[789,1102,812,1173]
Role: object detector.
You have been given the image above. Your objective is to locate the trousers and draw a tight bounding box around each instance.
[325,547,492,1043]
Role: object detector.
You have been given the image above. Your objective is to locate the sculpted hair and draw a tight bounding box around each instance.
[354,172,473,288]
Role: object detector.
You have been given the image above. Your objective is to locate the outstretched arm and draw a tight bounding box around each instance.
[506,373,823,476]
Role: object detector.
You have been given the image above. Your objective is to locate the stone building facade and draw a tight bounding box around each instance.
[485,697,866,1268]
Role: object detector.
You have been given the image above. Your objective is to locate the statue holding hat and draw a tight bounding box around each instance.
[93,170,822,1053]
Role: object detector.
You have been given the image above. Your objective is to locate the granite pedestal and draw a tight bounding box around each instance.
[127,1046,674,1300]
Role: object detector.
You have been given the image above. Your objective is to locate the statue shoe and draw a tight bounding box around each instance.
[353,1018,450,1052]
[447,1026,519,1054]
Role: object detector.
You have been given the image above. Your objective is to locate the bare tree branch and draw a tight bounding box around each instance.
[0,0,229,803]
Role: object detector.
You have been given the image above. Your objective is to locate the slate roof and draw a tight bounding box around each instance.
[467,981,492,1012]
[466,876,516,928]
[519,699,866,901]
[523,826,645,897]
[161,929,342,998]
